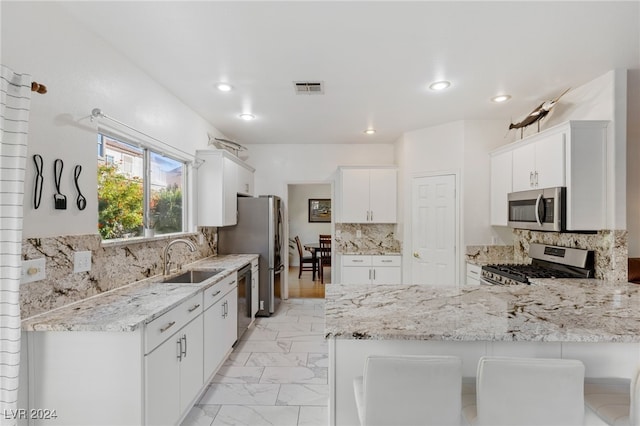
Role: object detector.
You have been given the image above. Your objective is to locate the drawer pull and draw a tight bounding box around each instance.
[469,270,479,276]
[381,260,393,263]
[229,280,237,286]
[211,290,221,297]
[160,321,176,333]
[352,260,365,263]
[188,304,201,313]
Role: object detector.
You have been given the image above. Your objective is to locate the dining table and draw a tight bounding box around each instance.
[304,241,332,283]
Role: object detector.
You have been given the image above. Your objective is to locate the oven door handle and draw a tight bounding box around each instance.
[534,193,543,227]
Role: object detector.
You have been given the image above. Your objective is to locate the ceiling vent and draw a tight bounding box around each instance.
[294,81,324,95]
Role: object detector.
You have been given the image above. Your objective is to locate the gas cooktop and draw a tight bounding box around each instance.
[480,244,594,285]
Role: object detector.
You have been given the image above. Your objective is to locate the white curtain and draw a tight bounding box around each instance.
[0,64,32,420]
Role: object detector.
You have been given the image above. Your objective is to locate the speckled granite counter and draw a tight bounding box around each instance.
[325,279,640,343]
[21,254,257,332]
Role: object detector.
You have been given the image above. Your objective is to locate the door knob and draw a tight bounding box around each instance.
[413,252,420,258]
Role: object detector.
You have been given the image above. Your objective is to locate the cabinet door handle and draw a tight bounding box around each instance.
[373,269,376,280]
[182,335,187,358]
[188,304,201,313]
[370,211,373,221]
[211,290,221,297]
[160,321,176,333]
[222,301,226,318]
[368,269,372,280]
[177,338,182,361]
[535,171,539,186]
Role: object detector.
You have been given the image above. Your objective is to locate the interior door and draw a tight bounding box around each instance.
[411,174,457,286]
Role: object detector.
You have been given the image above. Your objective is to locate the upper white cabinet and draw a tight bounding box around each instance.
[490,120,608,231]
[490,150,512,226]
[512,130,565,192]
[197,150,255,227]
[337,167,397,223]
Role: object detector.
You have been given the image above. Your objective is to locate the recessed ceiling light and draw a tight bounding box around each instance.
[491,94,511,103]
[364,129,376,135]
[216,83,233,92]
[429,80,451,91]
[239,113,255,121]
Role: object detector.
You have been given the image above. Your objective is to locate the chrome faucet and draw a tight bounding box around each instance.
[162,238,197,275]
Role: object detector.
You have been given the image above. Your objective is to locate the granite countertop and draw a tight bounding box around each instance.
[21,254,258,332]
[325,279,640,343]
[339,251,402,256]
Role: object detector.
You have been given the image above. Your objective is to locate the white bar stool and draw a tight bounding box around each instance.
[353,355,462,426]
[467,356,585,426]
[584,368,640,426]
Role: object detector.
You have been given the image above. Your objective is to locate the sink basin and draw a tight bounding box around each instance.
[163,269,224,284]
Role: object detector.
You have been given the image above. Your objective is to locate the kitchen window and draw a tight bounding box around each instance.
[97,133,186,240]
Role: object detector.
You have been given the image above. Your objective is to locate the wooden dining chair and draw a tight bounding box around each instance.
[319,234,331,284]
[294,236,317,280]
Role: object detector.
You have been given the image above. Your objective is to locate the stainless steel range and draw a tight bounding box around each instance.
[480,243,595,286]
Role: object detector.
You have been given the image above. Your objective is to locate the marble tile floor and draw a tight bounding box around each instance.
[181,298,328,426]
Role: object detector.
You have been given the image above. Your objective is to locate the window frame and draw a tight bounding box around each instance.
[97,130,190,242]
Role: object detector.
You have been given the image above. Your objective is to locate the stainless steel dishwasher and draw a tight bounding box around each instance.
[235,263,252,343]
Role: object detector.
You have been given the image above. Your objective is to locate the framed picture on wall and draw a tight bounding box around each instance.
[309,199,331,223]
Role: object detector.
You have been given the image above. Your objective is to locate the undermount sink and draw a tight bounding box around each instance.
[162,269,224,284]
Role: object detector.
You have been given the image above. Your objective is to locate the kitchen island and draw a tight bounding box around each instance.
[326,280,640,425]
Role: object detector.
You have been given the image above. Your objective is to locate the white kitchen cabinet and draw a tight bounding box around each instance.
[340,255,401,284]
[251,259,259,320]
[203,273,238,381]
[22,263,254,426]
[197,150,254,227]
[490,121,608,231]
[490,150,512,226]
[145,292,203,425]
[145,315,203,424]
[337,167,397,223]
[512,131,565,192]
[466,263,481,286]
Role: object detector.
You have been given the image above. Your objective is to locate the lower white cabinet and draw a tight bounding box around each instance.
[145,315,203,425]
[22,264,253,425]
[204,274,238,381]
[341,255,401,284]
[466,263,481,286]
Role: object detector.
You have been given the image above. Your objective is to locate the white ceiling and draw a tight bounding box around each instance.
[60,1,639,145]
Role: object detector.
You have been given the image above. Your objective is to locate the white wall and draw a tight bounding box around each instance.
[288,184,331,266]
[2,2,224,238]
[242,144,395,198]
[395,120,509,284]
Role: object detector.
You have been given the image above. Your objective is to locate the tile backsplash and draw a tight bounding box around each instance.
[20,228,217,318]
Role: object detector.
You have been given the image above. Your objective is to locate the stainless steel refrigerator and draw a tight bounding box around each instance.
[218,195,284,316]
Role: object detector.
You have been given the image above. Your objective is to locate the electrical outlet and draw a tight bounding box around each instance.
[356,230,362,238]
[198,233,205,245]
[74,251,92,273]
[22,258,46,284]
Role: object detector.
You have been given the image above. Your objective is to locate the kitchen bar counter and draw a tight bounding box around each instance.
[327,279,640,425]
[325,279,640,343]
[21,254,258,332]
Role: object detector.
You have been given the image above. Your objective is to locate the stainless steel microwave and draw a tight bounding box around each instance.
[507,187,566,232]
